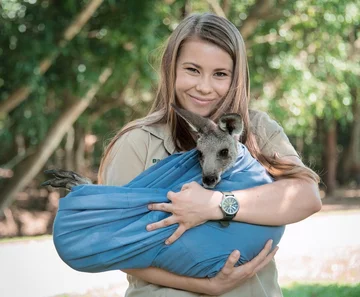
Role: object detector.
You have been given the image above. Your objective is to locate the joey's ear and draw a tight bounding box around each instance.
[171,103,216,134]
[218,113,244,139]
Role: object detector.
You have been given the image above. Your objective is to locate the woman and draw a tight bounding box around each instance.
[98,13,321,296]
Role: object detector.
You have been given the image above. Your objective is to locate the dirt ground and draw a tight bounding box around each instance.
[318,187,360,212]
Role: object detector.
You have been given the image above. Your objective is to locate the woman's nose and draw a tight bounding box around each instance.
[195,77,213,94]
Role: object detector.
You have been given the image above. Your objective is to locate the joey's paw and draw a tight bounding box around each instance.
[42,169,92,190]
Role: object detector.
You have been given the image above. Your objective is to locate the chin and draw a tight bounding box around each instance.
[188,106,213,117]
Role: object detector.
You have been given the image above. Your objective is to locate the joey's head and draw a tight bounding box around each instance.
[172,104,244,188]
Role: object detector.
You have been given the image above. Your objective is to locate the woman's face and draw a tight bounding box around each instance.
[175,38,233,117]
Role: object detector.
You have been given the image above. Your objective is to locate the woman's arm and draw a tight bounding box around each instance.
[122,267,210,294]
[147,156,321,244]
[231,171,321,225]
[210,156,322,226]
[123,240,277,295]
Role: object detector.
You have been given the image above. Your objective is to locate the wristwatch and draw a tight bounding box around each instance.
[219,191,239,226]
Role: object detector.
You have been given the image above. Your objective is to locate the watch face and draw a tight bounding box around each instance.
[222,197,239,215]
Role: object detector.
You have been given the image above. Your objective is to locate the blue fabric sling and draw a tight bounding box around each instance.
[53,143,285,278]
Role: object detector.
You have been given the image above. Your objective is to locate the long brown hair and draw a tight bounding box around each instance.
[98,13,319,184]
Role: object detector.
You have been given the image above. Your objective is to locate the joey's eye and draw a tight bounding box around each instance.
[219,149,229,158]
[198,150,203,159]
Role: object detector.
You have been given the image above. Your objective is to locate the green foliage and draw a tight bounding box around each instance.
[0,0,171,166]
[248,0,359,134]
[282,283,360,297]
[0,0,358,183]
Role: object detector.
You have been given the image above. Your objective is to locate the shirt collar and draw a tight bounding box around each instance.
[141,124,176,155]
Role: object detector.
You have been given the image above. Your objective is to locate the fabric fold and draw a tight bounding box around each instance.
[53,143,285,277]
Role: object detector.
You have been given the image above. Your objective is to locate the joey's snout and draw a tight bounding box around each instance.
[202,174,221,188]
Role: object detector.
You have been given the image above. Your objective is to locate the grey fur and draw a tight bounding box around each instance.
[172,104,243,188]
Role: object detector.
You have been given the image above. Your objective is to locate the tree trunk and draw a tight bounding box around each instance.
[0,0,104,116]
[295,135,304,157]
[180,0,191,18]
[65,127,75,171]
[74,125,86,174]
[221,0,231,17]
[324,120,337,195]
[341,88,360,184]
[239,0,275,40]
[206,0,227,18]
[0,67,112,212]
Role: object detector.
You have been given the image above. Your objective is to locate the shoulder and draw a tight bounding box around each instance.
[249,109,281,134]
[249,109,298,158]
[102,125,165,186]
[112,123,168,151]
[110,127,150,158]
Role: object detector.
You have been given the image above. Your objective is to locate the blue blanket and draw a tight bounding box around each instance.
[53,143,285,277]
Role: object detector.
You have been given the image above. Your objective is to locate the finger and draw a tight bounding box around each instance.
[252,246,279,275]
[148,202,173,212]
[221,250,241,275]
[146,216,177,231]
[66,181,79,191]
[41,178,70,188]
[167,191,177,201]
[44,169,76,179]
[165,226,186,245]
[181,183,190,191]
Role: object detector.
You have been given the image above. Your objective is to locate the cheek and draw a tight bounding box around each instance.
[211,79,231,100]
[175,71,193,91]
[217,80,231,96]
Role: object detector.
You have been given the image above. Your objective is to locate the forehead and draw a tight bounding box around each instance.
[197,129,233,148]
[177,38,233,70]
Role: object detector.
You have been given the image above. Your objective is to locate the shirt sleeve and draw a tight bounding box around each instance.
[101,128,150,186]
[250,110,299,159]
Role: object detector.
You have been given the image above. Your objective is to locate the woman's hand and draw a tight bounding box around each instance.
[147,181,222,244]
[206,240,279,296]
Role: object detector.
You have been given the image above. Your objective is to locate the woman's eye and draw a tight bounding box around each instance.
[186,67,198,73]
[219,149,229,157]
[215,72,227,77]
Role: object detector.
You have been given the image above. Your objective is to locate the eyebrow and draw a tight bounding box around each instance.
[182,62,232,73]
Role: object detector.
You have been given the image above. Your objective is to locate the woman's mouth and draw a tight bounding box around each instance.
[189,95,215,106]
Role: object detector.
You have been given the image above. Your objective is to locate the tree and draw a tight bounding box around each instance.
[0,0,105,116]
[0,67,112,212]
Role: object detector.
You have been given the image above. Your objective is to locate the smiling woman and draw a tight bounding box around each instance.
[53,12,321,297]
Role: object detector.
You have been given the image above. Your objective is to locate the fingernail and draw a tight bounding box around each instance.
[146,225,152,231]
[269,239,273,246]
[148,204,152,210]
[165,240,170,245]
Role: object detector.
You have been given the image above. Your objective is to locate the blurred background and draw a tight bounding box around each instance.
[0,0,359,296]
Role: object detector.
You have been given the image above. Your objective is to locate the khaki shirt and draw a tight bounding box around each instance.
[102,110,298,297]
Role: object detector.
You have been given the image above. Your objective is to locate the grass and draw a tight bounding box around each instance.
[0,234,51,243]
[51,283,360,297]
[282,283,360,297]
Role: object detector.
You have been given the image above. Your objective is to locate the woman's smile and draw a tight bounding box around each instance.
[188,94,216,106]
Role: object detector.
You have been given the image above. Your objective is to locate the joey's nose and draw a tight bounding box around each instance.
[203,175,218,188]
